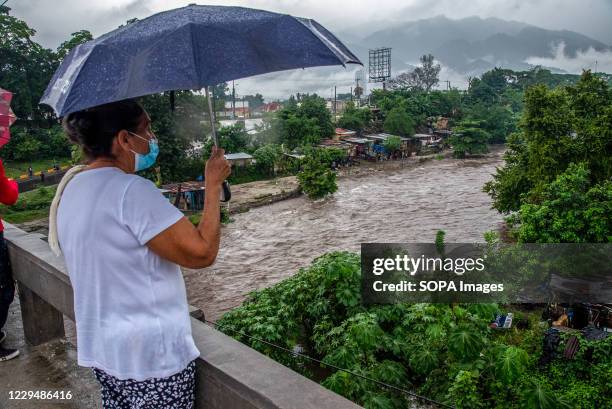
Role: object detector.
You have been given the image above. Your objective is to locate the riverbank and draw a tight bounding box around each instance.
[225,176,301,214]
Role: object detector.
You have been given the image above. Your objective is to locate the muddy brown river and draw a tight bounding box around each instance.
[184,147,506,320]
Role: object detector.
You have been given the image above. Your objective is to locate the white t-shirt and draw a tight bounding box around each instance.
[57,167,200,381]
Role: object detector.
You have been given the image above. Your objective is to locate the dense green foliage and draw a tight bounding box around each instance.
[383,107,415,137]
[464,104,517,143]
[483,71,612,242]
[450,120,490,158]
[511,163,612,243]
[253,144,281,176]
[296,153,338,199]
[0,7,57,126]
[269,94,334,149]
[218,252,611,409]
[338,101,372,132]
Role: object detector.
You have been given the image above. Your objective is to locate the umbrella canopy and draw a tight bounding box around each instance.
[40,4,362,117]
[0,88,17,148]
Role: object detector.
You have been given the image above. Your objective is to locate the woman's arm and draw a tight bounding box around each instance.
[146,147,230,268]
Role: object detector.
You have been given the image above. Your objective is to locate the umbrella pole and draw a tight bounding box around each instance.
[204,86,231,202]
[205,86,218,147]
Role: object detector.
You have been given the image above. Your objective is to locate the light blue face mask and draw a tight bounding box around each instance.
[129,131,159,172]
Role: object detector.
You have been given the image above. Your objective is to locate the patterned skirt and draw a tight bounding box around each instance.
[92,360,196,409]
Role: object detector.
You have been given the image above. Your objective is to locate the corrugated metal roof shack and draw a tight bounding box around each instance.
[224,152,254,167]
[363,133,415,157]
[160,181,205,211]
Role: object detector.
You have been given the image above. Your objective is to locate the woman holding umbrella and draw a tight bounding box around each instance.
[53,99,230,408]
[40,5,361,407]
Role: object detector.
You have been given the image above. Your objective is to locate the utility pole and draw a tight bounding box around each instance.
[232,80,236,119]
[350,86,353,102]
[334,86,337,117]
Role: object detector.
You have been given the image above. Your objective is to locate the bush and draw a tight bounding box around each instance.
[253,144,281,175]
[217,248,612,409]
[383,107,414,137]
[450,120,490,158]
[296,154,338,199]
[513,163,612,243]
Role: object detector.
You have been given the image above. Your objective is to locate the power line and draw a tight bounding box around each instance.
[204,318,455,409]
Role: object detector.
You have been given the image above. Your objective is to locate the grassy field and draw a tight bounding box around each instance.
[0,185,56,224]
[3,157,72,179]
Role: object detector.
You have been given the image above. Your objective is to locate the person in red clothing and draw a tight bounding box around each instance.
[0,158,19,361]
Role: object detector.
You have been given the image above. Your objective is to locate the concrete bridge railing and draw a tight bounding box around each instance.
[4,223,361,409]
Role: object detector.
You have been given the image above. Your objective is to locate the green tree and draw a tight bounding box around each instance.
[413,54,441,92]
[383,107,414,137]
[388,54,440,92]
[253,144,281,176]
[449,120,490,158]
[297,154,337,199]
[467,78,497,105]
[337,101,371,132]
[484,71,612,213]
[513,163,611,243]
[11,130,41,160]
[138,93,189,183]
[280,114,320,149]
[217,123,248,153]
[298,94,334,139]
[0,7,57,126]
[465,103,517,143]
[483,132,531,213]
[56,30,93,60]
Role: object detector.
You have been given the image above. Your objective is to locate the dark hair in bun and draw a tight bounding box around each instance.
[62,99,145,161]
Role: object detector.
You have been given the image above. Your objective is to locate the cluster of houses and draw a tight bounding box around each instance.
[218,100,282,119]
[164,110,453,210]
[316,123,452,161]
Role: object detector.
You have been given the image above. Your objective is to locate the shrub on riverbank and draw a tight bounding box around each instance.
[450,120,490,158]
[217,251,611,409]
[297,155,338,199]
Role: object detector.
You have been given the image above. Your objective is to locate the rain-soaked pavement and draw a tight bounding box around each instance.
[0,298,101,408]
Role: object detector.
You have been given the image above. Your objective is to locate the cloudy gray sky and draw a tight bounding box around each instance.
[10,0,612,48]
[8,0,612,98]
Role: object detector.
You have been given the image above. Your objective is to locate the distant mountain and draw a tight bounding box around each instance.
[339,15,611,76]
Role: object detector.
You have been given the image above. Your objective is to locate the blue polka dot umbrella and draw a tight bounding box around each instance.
[40,4,362,119]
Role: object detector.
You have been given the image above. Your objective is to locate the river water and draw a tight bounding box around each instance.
[184,147,506,320]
